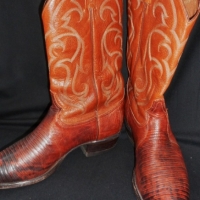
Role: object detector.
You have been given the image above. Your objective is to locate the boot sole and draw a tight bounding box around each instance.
[125,121,143,200]
[133,172,143,200]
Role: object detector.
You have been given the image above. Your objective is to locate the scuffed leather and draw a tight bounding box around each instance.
[126,0,199,199]
[0,0,124,185]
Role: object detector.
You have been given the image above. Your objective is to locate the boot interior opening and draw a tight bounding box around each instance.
[182,0,199,19]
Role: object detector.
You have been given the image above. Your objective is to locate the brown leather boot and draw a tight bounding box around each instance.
[125,0,199,199]
[0,0,124,189]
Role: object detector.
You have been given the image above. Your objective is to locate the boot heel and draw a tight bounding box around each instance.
[81,135,119,157]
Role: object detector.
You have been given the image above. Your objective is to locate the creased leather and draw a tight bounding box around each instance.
[126,0,199,199]
[0,0,124,186]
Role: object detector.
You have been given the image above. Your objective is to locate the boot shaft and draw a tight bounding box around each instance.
[127,0,199,124]
[42,0,124,124]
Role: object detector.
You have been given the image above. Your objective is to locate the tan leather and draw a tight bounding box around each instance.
[0,0,124,189]
[183,0,199,18]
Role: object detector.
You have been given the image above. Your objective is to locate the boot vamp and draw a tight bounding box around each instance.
[0,107,97,183]
[135,129,189,200]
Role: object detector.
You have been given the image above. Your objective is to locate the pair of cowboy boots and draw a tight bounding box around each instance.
[0,0,199,199]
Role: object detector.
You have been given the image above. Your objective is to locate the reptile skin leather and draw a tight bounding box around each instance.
[0,0,124,189]
[125,0,199,199]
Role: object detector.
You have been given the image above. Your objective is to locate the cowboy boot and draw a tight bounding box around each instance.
[125,0,199,199]
[0,0,124,189]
